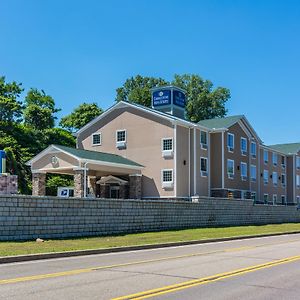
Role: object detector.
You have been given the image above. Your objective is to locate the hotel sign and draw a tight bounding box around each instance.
[173,90,186,108]
[152,90,171,106]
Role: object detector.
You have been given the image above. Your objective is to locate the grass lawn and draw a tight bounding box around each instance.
[1,223,300,257]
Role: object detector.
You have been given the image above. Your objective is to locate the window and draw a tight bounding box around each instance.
[200,157,208,177]
[92,133,101,145]
[227,133,234,151]
[227,159,234,178]
[250,165,256,182]
[264,170,269,184]
[273,172,278,186]
[200,131,208,149]
[251,142,257,158]
[264,150,268,163]
[281,174,286,187]
[162,138,173,151]
[273,194,277,205]
[241,138,247,155]
[281,156,286,168]
[251,192,256,201]
[241,162,247,180]
[116,130,126,142]
[263,194,269,203]
[297,157,300,170]
[281,195,286,205]
[162,170,173,182]
[272,153,278,166]
[297,175,300,188]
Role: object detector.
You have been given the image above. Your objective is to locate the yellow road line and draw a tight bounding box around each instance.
[0,238,299,285]
[112,254,300,300]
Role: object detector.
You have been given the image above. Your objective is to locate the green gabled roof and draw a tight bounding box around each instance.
[268,143,300,155]
[53,145,143,167]
[198,115,244,129]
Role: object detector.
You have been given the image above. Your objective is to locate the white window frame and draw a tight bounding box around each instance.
[161,169,174,189]
[227,159,234,179]
[240,137,247,155]
[264,150,268,164]
[227,133,234,152]
[281,195,286,205]
[250,165,257,182]
[264,193,269,203]
[200,157,208,177]
[263,170,269,184]
[116,129,127,143]
[92,133,101,146]
[296,157,300,170]
[250,142,257,158]
[297,175,300,188]
[273,194,277,205]
[272,153,278,166]
[251,192,256,201]
[273,171,278,187]
[200,131,208,150]
[281,156,286,169]
[240,162,247,180]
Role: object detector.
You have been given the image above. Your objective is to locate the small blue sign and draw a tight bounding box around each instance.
[173,90,186,108]
[153,90,171,106]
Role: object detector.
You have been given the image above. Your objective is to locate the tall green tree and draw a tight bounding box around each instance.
[23,88,60,130]
[172,74,230,122]
[0,76,24,122]
[115,74,230,122]
[59,102,103,132]
[116,75,169,107]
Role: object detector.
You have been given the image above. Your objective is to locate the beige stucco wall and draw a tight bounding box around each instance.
[77,106,175,198]
[210,132,222,189]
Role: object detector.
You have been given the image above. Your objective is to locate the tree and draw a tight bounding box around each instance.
[23,88,60,130]
[172,74,230,122]
[46,174,73,196]
[59,102,103,132]
[0,76,23,122]
[116,75,169,107]
[115,74,230,122]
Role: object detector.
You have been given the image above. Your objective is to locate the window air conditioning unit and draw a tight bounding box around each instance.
[251,178,256,182]
[228,173,234,179]
[162,181,174,189]
[241,151,247,156]
[201,171,208,177]
[241,176,247,181]
[228,147,234,152]
[116,141,126,149]
[162,150,173,158]
[201,143,208,150]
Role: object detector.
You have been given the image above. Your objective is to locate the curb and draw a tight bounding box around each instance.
[1,230,300,265]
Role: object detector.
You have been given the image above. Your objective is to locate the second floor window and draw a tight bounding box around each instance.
[282,173,286,186]
[272,153,278,166]
[264,150,269,163]
[200,157,208,176]
[297,157,300,169]
[297,175,300,188]
[241,138,247,155]
[273,172,278,186]
[200,131,208,149]
[251,165,256,181]
[227,159,234,178]
[241,162,247,179]
[116,130,126,142]
[162,138,173,151]
[251,142,257,157]
[227,133,234,151]
[264,170,269,184]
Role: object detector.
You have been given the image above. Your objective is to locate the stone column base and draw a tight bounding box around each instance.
[32,172,46,196]
[129,174,142,199]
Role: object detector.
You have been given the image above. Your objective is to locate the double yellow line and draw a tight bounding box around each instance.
[113,254,300,299]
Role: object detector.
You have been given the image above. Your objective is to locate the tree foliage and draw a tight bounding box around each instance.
[0,76,24,122]
[116,74,230,122]
[59,102,103,132]
[23,88,60,130]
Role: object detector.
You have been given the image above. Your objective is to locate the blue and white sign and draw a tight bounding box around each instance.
[173,90,186,108]
[152,90,171,106]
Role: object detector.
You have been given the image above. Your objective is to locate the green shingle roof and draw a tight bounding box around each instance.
[268,143,300,155]
[54,145,143,167]
[198,115,244,129]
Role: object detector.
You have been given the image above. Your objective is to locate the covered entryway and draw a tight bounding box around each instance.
[26,144,143,199]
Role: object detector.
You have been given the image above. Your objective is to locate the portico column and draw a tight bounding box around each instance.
[74,169,85,198]
[89,176,97,197]
[129,174,142,199]
[32,172,46,196]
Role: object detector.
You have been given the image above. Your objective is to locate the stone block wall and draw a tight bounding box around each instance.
[0,195,300,241]
[0,175,18,195]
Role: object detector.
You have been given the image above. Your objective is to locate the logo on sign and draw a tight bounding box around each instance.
[159,91,164,97]
[153,90,171,106]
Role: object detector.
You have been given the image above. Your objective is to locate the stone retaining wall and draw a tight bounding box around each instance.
[1,195,300,241]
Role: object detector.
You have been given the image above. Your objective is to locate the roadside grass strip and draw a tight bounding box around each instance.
[112,255,300,300]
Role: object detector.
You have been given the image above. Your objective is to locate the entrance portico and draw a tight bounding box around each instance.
[27,145,143,199]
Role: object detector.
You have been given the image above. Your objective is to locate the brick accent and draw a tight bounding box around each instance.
[211,189,229,198]
[100,184,109,198]
[88,176,97,197]
[0,174,18,195]
[129,175,142,199]
[32,173,46,196]
[74,170,85,198]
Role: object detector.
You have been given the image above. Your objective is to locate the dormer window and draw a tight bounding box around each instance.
[92,133,101,146]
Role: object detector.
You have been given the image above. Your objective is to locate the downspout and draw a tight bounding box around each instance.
[174,124,177,198]
[208,131,211,196]
[193,128,197,195]
[84,162,88,198]
[221,131,225,189]
[188,127,191,197]
[293,155,296,203]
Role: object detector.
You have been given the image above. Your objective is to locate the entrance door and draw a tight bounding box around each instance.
[110,186,120,199]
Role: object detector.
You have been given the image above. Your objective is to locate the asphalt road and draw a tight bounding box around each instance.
[1,233,300,299]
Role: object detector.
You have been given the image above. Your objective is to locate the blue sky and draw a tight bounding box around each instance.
[1,0,299,144]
